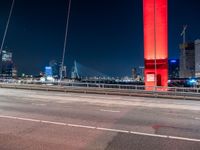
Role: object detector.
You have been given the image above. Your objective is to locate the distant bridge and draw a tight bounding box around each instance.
[71,61,109,79]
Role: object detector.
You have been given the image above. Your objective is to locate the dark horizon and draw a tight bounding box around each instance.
[0,0,200,77]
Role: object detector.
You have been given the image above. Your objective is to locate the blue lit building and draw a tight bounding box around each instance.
[49,60,60,78]
[168,59,179,79]
[45,66,53,77]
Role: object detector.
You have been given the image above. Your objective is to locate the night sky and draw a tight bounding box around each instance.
[0,0,200,77]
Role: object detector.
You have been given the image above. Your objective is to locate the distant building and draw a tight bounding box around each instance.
[1,50,14,77]
[48,60,68,79]
[2,50,12,62]
[49,60,60,78]
[139,66,144,81]
[60,65,67,78]
[168,59,179,79]
[12,66,18,77]
[131,68,137,80]
[45,66,53,77]
[179,42,195,78]
[195,39,200,78]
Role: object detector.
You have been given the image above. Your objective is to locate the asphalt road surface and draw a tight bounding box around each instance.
[0,88,200,150]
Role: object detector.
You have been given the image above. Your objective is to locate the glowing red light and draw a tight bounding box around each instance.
[143,0,168,89]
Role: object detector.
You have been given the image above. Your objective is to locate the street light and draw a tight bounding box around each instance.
[154,0,157,91]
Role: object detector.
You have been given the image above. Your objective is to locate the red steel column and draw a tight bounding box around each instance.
[143,0,168,90]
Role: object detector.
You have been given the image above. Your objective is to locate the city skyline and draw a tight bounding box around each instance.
[0,0,200,76]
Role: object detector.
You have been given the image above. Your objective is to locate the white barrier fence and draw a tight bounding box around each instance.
[0,79,200,100]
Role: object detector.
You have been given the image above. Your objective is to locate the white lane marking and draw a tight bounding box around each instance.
[41,120,66,126]
[68,124,96,129]
[31,103,46,106]
[0,115,40,122]
[131,131,168,138]
[100,109,120,113]
[16,117,40,122]
[169,136,200,142]
[194,117,200,120]
[57,101,68,104]
[0,115,17,120]
[0,115,200,142]
[97,127,129,133]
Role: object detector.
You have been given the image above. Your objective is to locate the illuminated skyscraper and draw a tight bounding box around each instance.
[143,0,168,90]
[179,42,195,78]
[195,40,200,77]
[49,60,59,77]
[2,50,12,62]
[1,50,14,77]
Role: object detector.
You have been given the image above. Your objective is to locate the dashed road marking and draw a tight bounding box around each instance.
[195,117,200,120]
[31,103,46,106]
[100,109,120,113]
[0,115,200,142]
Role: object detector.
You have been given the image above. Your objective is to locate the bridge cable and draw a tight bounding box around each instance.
[0,0,15,55]
[60,0,72,80]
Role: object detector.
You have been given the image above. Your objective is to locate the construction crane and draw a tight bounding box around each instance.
[180,25,188,73]
[181,25,187,44]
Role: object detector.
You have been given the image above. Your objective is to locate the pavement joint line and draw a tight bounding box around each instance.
[0,115,200,142]
[100,109,121,113]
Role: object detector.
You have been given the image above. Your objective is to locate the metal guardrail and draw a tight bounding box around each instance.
[0,79,200,100]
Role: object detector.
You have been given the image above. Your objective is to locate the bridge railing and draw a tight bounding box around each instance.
[0,79,200,98]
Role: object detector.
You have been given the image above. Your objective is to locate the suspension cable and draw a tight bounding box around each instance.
[0,0,15,55]
[60,0,72,81]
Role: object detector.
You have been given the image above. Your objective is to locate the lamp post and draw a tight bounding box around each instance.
[154,0,157,90]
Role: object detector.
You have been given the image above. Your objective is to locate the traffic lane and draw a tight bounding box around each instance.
[0,96,130,129]
[0,118,115,150]
[1,92,200,125]
[105,132,200,150]
[0,95,200,140]
[0,92,200,124]
[0,118,200,150]
[1,88,200,112]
